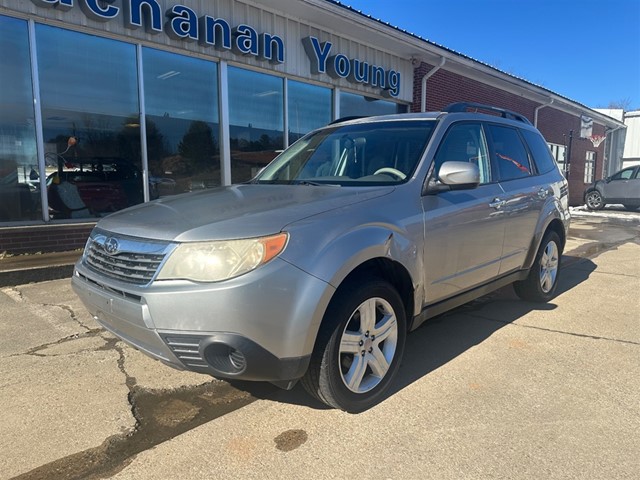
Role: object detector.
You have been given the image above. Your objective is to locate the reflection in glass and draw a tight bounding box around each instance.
[288,81,332,143]
[36,25,141,219]
[228,67,283,183]
[340,92,407,118]
[0,16,40,222]
[143,48,219,195]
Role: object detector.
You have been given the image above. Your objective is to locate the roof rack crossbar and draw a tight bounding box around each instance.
[443,102,532,125]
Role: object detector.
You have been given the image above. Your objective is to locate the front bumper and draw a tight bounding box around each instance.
[72,257,334,382]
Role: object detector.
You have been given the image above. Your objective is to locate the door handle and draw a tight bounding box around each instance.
[489,198,506,209]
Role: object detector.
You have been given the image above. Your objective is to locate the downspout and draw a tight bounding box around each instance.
[421,57,446,112]
[534,98,554,127]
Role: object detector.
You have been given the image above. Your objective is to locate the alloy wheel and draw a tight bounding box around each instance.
[338,297,398,393]
[539,240,559,293]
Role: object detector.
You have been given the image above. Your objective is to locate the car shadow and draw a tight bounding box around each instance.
[235,255,597,412]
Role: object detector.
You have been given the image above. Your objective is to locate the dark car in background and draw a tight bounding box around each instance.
[584,165,640,211]
[47,157,151,218]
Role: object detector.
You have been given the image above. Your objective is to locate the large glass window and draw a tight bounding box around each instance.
[36,25,141,219]
[0,16,40,222]
[228,67,284,183]
[143,48,219,195]
[288,81,332,143]
[340,92,406,118]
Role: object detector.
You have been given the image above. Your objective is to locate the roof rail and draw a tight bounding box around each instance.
[443,102,532,125]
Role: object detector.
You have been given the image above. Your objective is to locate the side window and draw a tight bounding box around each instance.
[611,168,634,181]
[635,168,640,179]
[521,129,557,174]
[433,123,491,184]
[488,124,532,181]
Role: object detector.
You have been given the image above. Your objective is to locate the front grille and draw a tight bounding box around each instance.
[83,230,172,285]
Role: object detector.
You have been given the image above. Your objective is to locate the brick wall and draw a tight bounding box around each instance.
[0,223,95,255]
[413,62,606,205]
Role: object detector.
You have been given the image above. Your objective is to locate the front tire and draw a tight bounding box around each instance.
[623,204,639,211]
[301,279,406,412]
[585,189,605,210]
[514,231,562,302]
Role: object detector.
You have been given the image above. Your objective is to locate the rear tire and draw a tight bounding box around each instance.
[623,204,639,211]
[514,231,562,302]
[301,278,406,412]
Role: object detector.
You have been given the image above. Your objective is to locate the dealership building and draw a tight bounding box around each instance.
[0,0,627,254]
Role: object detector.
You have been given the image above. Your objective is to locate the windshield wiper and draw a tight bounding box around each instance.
[293,180,341,187]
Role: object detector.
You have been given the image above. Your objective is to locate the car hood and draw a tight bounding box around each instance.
[96,184,394,242]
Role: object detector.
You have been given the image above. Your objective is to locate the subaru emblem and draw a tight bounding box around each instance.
[104,237,119,255]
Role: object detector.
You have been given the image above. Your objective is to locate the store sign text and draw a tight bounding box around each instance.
[31,1,401,96]
[30,0,285,63]
[303,37,400,97]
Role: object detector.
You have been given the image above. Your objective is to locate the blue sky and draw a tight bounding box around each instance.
[338,0,640,110]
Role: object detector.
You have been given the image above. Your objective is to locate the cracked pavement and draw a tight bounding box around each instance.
[1,217,638,479]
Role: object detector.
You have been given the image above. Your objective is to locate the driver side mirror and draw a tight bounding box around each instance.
[425,161,480,194]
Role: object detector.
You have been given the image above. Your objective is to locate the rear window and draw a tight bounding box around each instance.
[521,129,558,174]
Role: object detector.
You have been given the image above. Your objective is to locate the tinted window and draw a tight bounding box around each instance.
[143,47,219,196]
[434,123,491,184]
[228,67,284,183]
[0,16,40,223]
[488,125,532,181]
[36,25,141,219]
[610,168,634,180]
[521,129,557,174]
[340,92,407,117]
[288,81,332,143]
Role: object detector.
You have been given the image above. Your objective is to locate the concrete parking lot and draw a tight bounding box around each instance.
[1,216,638,480]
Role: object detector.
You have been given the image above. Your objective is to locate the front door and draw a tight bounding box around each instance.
[602,167,640,203]
[422,122,505,304]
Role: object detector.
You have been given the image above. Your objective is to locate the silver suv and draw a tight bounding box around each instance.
[72,103,570,412]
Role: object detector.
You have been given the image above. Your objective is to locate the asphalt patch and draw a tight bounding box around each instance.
[12,382,257,480]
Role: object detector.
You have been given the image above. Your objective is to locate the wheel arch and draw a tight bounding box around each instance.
[334,258,415,332]
[522,216,567,271]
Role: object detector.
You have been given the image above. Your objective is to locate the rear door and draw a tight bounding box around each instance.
[486,124,545,275]
[422,121,505,303]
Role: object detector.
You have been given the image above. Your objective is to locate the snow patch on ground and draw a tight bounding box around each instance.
[570,205,640,222]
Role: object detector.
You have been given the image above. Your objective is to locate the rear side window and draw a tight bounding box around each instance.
[521,129,557,174]
[487,125,532,181]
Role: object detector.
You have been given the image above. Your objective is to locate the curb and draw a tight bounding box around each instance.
[0,264,75,288]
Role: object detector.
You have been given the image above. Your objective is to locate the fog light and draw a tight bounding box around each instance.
[204,343,247,374]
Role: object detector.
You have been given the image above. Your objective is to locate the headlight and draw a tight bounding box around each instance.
[157,233,288,282]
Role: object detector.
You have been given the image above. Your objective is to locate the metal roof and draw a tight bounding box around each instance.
[324,0,626,128]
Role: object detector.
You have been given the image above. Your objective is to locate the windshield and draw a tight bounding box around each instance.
[254,120,436,186]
